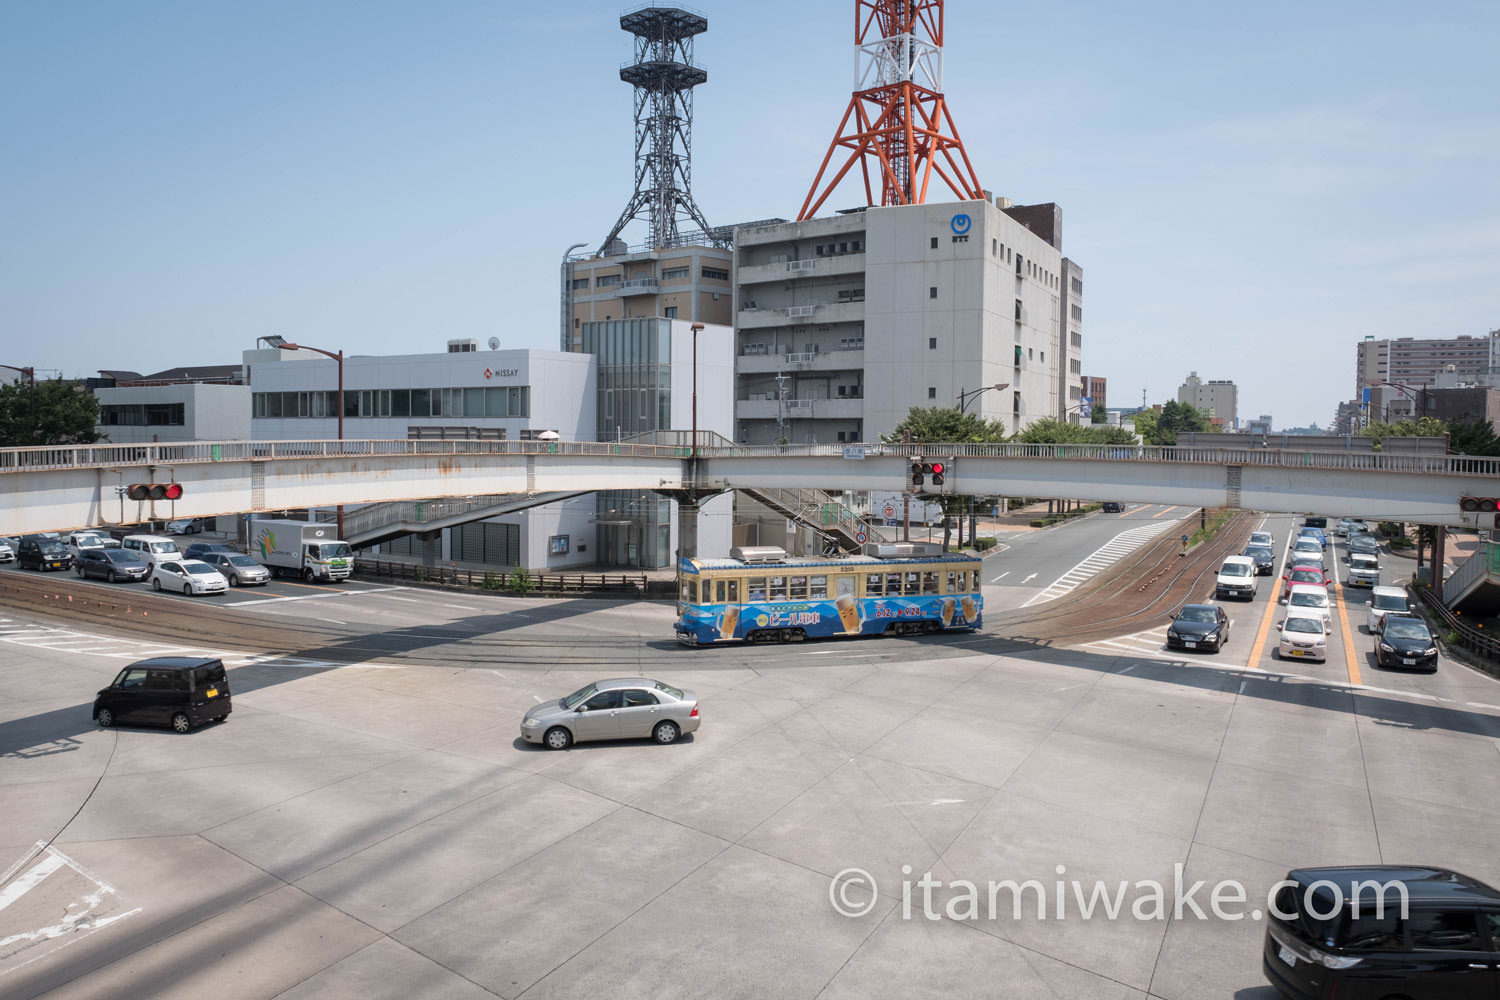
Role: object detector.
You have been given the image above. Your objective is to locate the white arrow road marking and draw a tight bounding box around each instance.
[991,572,1010,582]
[1021,573,1038,584]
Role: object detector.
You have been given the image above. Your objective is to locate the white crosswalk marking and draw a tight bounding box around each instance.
[1081,628,1166,654]
[0,619,339,670]
[1022,521,1179,607]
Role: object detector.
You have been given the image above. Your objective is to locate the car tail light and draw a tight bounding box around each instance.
[689,705,699,717]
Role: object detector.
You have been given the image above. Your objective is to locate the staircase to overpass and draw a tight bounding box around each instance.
[1443,540,1500,615]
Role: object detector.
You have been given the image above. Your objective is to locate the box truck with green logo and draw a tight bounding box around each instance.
[248,518,353,582]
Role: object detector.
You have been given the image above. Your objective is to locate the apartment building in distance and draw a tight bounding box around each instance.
[562,241,736,351]
[731,197,1080,444]
[1355,330,1500,394]
[1081,375,1107,415]
[1178,372,1238,427]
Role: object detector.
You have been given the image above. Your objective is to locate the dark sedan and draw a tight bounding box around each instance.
[1346,534,1380,559]
[1166,604,1231,653]
[1376,615,1438,671]
[1243,544,1276,575]
[75,548,150,583]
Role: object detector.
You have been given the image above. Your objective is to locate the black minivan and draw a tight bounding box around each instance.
[1265,866,1500,999]
[93,657,232,733]
[18,535,73,572]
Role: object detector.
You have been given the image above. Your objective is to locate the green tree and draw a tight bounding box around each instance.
[1446,418,1500,456]
[1012,417,1136,445]
[882,407,1006,551]
[1154,400,1212,444]
[0,379,101,446]
[1358,417,1447,450]
[1090,403,1106,424]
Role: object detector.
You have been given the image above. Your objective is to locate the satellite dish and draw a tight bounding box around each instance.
[488,336,500,351]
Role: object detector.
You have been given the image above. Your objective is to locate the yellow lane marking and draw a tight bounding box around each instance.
[1332,581,1363,686]
[1152,505,1180,519]
[1245,579,1283,672]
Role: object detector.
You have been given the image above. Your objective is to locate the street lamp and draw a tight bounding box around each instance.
[560,242,588,351]
[279,342,345,535]
[957,383,1009,414]
[690,323,705,459]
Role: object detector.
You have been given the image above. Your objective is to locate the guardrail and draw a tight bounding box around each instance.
[1441,541,1500,606]
[1415,584,1500,676]
[354,559,653,597]
[3,438,1499,478]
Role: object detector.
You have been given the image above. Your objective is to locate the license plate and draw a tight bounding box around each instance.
[1290,649,1305,656]
[1278,944,1296,967]
[1184,641,1197,648]
[1402,658,1414,665]
[205,687,219,698]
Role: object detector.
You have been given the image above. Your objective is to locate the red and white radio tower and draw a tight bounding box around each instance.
[798,0,983,221]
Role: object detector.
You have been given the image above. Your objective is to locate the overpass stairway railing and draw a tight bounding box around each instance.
[321,492,593,547]
[740,486,888,553]
[1441,540,1500,609]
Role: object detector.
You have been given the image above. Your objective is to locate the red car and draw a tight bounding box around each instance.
[1281,564,1331,600]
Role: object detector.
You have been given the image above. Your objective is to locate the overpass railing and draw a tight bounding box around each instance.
[0,439,695,472]
[3,439,1498,478]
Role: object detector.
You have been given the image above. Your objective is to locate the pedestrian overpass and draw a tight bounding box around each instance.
[3,438,1496,536]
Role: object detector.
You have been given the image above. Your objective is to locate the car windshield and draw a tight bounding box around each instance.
[227,555,258,566]
[1284,617,1323,634]
[561,683,598,709]
[1384,620,1430,640]
[1220,563,1251,577]
[319,542,352,558]
[1373,593,1407,611]
[1293,541,1320,552]
[1177,608,1219,623]
[1250,533,1271,544]
[38,541,66,553]
[1351,555,1378,568]
[1244,546,1272,559]
[185,564,218,575]
[1290,570,1323,582]
[75,537,102,548]
[149,541,179,553]
[1290,592,1328,609]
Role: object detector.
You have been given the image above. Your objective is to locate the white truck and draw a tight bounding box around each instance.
[248,518,354,582]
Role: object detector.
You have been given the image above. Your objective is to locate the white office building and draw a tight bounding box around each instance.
[732,197,1078,444]
[96,383,251,444]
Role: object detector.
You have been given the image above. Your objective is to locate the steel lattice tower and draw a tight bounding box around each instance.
[798,0,983,220]
[599,7,716,253]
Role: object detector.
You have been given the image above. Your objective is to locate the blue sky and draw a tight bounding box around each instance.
[3,0,1496,429]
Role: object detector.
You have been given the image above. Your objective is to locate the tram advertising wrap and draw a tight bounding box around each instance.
[674,551,983,646]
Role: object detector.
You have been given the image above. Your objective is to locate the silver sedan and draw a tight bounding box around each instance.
[521,678,700,750]
[200,552,272,586]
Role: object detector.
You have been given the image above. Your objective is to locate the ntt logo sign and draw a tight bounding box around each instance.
[950,213,971,235]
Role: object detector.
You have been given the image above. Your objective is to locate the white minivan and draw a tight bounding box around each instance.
[1215,555,1257,600]
[1368,585,1411,634]
[120,534,184,569]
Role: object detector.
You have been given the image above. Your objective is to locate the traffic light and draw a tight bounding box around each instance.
[911,457,925,487]
[126,483,184,501]
[930,462,945,487]
[1460,496,1499,527]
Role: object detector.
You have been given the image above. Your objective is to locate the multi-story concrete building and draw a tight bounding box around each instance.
[1178,372,1238,427]
[1355,330,1500,396]
[562,242,737,351]
[93,366,250,443]
[731,197,1076,444]
[1081,375,1107,417]
[1059,260,1084,420]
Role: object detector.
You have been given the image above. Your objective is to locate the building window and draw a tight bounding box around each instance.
[852,240,861,251]
[930,237,938,249]
[837,431,846,442]
[701,267,729,281]
[929,337,937,349]
[595,274,622,287]
[1015,254,1023,275]
[570,278,589,290]
[100,402,186,426]
[549,535,569,556]
[664,306,678,318]
[1071,304,1083,321]
[1015,299,1023,321]
[929,287,937,299]
[661,266,689,279]
[928,387,937,399]
[992,238,997,255]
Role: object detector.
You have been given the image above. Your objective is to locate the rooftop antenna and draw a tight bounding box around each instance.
[598,7,716,252]
[798,0,983,220]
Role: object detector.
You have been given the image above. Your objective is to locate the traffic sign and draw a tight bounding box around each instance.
[854,530,868,544]
[882,504,895,519]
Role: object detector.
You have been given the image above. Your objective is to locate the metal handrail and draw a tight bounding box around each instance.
[1441,541,1500,605]
[1415,584,1500,674]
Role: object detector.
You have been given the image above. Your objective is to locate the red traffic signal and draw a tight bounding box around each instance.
[931,462,945,486]
[126,483,184,501]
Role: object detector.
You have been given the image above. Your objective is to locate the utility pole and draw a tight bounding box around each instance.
[902,429,912,542]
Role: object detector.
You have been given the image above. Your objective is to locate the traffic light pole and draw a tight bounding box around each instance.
[903,430,912,542]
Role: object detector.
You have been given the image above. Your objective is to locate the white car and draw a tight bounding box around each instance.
[1289,537,1326,567]
[166,518,205,535]
[150,559,228,596]
[1277,611,1330,662]
[1214,555,1258,600]
[1286,584,1332,626]
[1249,531,1274,547]
[0,538,14,562]
[1368,585,1410,634]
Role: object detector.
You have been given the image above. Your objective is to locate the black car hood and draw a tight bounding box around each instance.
[1384,633,1432,652]
[1171,620,1220,636]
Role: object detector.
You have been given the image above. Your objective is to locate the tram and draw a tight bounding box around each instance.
[674,546,983,645]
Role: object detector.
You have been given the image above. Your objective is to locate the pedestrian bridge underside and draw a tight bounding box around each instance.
[3,440,1495,535]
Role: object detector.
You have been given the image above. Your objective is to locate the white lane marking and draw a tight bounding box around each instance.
[532,695,544,703]
[1118,665,1136,674]
[222,591,348,607]
[1021,573,1038,584]
[365,594,421,603]
[317,619,346,625]
[0,853,65,913]
[442,604,480,611]
[1023,520,1180,608]
[991,572,1010,582]
[489,669,507,680]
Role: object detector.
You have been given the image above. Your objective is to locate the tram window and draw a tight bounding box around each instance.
[789,576,808,600]
[864,573,882,596]
[768,576,788,600]
[946,571,957,593]
[748,577,767,601]
[886,572,903,595]
[681,578,695,602]
[957,570,969,591]
[808,575,828,599]
[714,580,725,603]
[726,579,739,602]
[905,572,921,594]
[922,572,939,595]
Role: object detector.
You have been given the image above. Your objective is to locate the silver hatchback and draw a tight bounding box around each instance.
[521,678,700,750]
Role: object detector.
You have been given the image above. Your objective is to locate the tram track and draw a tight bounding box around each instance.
[0,512,1254,666]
